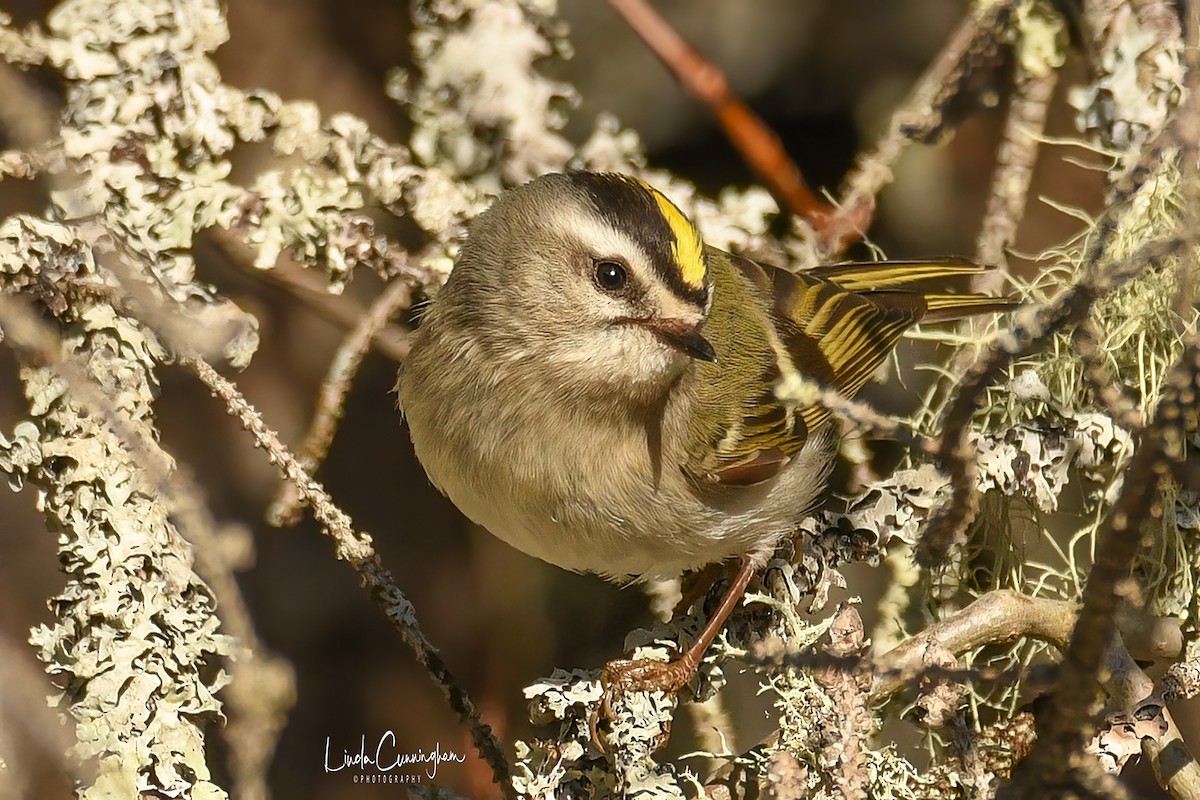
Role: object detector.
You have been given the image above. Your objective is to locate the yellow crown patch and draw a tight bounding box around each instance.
[639,181,707,291]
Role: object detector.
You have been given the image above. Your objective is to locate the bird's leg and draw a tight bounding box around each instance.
[602,556,757,694]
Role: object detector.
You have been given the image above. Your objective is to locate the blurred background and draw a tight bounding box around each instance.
[0,0,1120,797]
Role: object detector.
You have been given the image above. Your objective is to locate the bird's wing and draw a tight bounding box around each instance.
[683,253,1016,487]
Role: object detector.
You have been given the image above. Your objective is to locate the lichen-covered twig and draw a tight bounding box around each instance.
[69,246,296,793]
[0,279,295,799]
[1073,317,1145,430]
[0,274,233,798]
[815,606,871,800]
[974,56,1059,282]
[1007,337,1200,793]
[1073,0,1184,175]
[185,355,513,796]
[268,275,414,527]
[1162,659,1200,702]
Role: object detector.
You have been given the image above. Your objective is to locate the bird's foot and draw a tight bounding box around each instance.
[588,558,758,754]
[589,656,692,755]
[601,655,694,695]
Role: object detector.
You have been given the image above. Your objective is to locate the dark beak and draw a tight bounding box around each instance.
[641,318,717,362]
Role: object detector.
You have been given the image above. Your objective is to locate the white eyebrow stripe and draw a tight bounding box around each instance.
[548,204,654,278]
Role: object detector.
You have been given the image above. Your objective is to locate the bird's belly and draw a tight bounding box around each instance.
[446,479,738,580]
[416,429,706,578]
[411,411,832,581]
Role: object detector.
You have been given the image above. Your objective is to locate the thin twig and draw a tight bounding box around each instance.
[268,276,414,527]
[871,589,1154,709]
[815,387,936,456]
[1073,318,1144,430]
[776,375,936,456]
[975,63,1058,284]
[185,356,514,796]
[605,0,834,230]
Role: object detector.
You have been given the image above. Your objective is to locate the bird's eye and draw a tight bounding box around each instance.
[594,260,628,292]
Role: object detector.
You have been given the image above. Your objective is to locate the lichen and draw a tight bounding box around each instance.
[4,221,234,798]
[890,0,1200,736]
[1067,1,1185,160]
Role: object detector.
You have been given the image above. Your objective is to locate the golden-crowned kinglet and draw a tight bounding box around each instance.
[398,172,1012,692]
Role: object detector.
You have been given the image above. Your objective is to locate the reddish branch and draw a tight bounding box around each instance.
[605,0,835,232]
[608,0,1019,259]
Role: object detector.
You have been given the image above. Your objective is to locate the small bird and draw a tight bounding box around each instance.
[398,171,1012,693]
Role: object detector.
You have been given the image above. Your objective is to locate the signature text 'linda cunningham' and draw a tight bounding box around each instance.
[324,733,466,779]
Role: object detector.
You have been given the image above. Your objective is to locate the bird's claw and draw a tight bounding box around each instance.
[588,656,690,754]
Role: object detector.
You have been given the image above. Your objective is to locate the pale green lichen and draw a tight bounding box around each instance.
[4,223,234,798]
[0,420,41,489]
[513,671,609,797]
[1014,0,1068,79]
[885,0,1199,734]
[1068,2,1185,159]
[404,0,576,184]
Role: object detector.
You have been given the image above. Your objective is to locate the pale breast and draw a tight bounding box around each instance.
[403,349,836,581]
